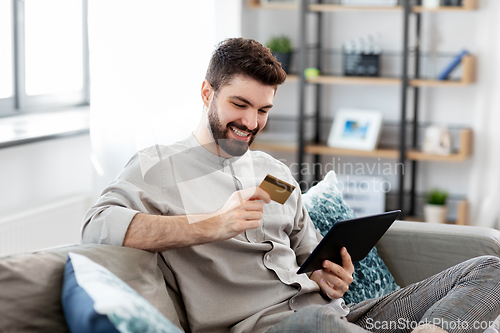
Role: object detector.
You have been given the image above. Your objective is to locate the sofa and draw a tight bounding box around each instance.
[1,220,500,332]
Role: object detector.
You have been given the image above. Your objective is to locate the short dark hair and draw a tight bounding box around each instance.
[205,38,287,94]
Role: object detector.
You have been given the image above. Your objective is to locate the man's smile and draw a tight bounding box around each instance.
[229,126,251,141]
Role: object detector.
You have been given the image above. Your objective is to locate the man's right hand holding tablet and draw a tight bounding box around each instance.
[310,247,355,300]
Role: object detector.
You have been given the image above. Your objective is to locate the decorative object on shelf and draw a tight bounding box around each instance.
[343,35,381,77]
[304,67,320,79]
[422,0,441,8]
[327,108,383,151]
[340,0,398,6]
[437,49,469,80]
[424,188,449,223]
[422,125,452,155]
[266,35,292,74]
[336,174,387,217]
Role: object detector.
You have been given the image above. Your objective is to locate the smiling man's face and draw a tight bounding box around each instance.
[205,75,275,157]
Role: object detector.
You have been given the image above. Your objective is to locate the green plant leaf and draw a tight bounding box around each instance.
[425,189,448,205]
[266,36,292,53]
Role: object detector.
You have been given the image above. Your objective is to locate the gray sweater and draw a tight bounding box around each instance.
[82,135,327,333]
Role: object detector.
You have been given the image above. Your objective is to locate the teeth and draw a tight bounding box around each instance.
[231,127,250,137]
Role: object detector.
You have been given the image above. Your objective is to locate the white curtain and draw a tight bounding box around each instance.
[469,0,500,228]
[88,0,241,198]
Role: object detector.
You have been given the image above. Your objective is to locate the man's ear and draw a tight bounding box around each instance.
[201,80,214,108]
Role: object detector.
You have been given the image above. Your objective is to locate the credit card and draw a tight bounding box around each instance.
[259,174,296,205]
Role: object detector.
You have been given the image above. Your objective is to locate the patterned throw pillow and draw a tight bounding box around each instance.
[61,252,182,333]
[302,170,400,305]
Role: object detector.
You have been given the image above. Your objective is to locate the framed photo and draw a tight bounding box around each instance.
[327,109,383,151]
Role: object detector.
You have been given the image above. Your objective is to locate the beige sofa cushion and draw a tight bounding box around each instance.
[0,244,182,332]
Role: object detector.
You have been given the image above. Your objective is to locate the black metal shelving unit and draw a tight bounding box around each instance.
[294,0,475,218]
[249,0,476,223]
[296,0,413,214]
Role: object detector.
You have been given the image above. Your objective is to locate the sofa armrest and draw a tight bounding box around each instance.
[376,221,500,287]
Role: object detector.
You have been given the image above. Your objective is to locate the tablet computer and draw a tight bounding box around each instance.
[297,210,401,274]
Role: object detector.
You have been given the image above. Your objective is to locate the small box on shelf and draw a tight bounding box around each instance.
[343,53,380,77]
[343,35,382,77]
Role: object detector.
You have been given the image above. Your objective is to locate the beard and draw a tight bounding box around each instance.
[207,102,259,157]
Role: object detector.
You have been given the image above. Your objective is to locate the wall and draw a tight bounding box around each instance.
[242,1,487,219]
[0,134,93,254]
[0,0,243,256]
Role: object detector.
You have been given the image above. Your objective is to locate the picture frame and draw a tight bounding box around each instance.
[327,109,383,151]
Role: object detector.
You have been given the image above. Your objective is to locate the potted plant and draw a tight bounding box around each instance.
[423,188,448,223]
[266,36,292,74]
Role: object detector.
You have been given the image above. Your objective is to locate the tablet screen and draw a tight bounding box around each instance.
[297,210,401,274]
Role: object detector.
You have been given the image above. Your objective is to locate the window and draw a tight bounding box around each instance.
[0,1,13,102]
[0,0,89,117]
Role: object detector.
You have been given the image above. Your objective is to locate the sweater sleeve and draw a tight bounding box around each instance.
[81,151,167,245]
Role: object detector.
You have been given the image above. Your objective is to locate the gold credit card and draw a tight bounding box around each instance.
[259,174,296,205]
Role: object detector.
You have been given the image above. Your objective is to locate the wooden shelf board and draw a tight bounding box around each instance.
[406,150,468,162]
[308,4,402,12]
[251,141,297,153]
[252,146,470,162]
[412,6,475,12]
[285,74,299,83]
[247,0,299,10]
[409,79,469,87]
[252,129,471,162]
[308,55,474,87]
[249,0,476,11]
[305,145,399,159]
[307,76,400,86]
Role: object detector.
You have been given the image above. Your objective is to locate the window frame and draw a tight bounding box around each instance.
[0,0,90,117]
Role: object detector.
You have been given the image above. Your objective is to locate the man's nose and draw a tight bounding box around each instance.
[241,109,258,131]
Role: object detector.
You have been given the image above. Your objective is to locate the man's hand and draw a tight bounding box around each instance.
[207,186,272,241]
[310,247,354,299]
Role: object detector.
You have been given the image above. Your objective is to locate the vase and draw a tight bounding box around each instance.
[274,52,291,74]
[423,204,448,223]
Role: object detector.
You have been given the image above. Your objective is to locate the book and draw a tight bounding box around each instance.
[437,49,469,80]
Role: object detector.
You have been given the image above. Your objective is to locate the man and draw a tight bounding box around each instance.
[83,38,500,333]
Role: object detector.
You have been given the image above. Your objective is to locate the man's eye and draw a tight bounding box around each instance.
[259,110,269,114]
[233,103,245,108]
